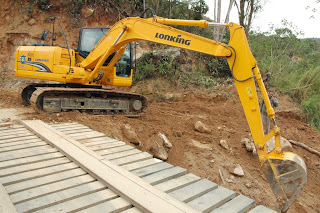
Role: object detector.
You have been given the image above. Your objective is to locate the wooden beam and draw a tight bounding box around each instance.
[0,184,18,213]
[20,120,199,213]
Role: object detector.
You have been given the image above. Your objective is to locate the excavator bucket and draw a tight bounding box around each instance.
[262,152,307,212]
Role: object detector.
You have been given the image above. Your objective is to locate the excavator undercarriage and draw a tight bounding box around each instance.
[21,84,147,114]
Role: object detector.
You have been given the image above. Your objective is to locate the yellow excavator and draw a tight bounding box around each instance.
[14,9,306,212]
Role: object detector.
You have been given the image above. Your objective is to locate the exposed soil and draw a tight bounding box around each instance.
[0,84,319,213]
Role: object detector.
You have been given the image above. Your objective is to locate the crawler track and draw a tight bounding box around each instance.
[20,84,147,114]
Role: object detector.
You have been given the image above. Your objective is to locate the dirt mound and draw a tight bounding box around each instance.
[1,84,319,213]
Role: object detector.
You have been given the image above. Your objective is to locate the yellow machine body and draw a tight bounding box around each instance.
[15,46,132,87]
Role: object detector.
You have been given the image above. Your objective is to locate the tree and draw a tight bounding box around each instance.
[213,0,234,41]
[234,0,264,34]
[191,0,209,20]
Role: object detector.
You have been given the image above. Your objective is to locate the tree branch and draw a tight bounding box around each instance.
[289,140,320,157]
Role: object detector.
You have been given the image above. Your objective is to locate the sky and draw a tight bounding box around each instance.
[205,0,320,38]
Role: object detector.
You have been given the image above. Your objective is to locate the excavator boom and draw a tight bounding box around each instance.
[14,14,307,211]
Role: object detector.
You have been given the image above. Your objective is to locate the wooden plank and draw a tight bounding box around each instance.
[169,179,218,203]
[63,129,98,136]
[90,141,127,151]
[187,187,237,213]
[15,181,106,213]
[21,120,199,213]
[58,127,92,133]
[104,149,142,160]
[154,173,201,193]
[62,128,93,135]
[10,174,96,204]
[132,162,174,178]
[0,162,78,185]
[142,167,187,185]
[0,184,17,213]
[77,197,132,213]
[121,207,143,213]
[0,129,30,137]
[0,138,42,148]
[79,136,117,144]
[0,157,70,177]
[248,205,277,213]
[70,132,105,140]
[5,168,87,194]
[85,139,121,147]
[0,135,38,145]
[50,123,83,128]
[0,152,64,170]
[0,125,24,131]
[0,122,13,126]
[0,147,57,162]
[122,158,163,171]
[211,194,255,213]
[34,189,118,213]
[97,145,134,155]
[109,152,153,166]
[0,132,34,140]
[0,141,48,153]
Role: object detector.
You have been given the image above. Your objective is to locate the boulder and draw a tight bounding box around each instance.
[231,164,244,177]
[266,136,293,153]
[219,139,229,150]
[241,138,257,155]
[147,134,168,160]
[27,18,36,26]
[121,124,141,145]
[158,133,172,148]
[194,121,211,134]
[81,7,94,17]
[191,139,211,149]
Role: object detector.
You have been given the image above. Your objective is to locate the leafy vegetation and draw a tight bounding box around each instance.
[135,51,216,88]
[249,21,320,130]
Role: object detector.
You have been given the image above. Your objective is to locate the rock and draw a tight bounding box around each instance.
[209,159,215,163]
[245,182,252,188]
[175,131,183,137]
[231,164,244,177]
[165,93,175,101]
[266,136,293,153]
[225,175,234,183]
[81,7,94,17]
[147,134,168,160]
[241,138,257,155]
[23,15,30,21]
[158,133,172,148]
[191,139,211,149]
[219,139,229,150]
[151,144,168,160]
[194,121,211,134]
[27,18,36,26]
[121,124,141,145]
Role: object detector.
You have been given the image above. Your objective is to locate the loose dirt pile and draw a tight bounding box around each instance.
[0,85,319,213]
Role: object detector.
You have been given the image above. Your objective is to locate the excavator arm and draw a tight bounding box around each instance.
[80,16,306,212]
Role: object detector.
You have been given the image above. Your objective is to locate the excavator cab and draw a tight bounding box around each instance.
[77,27,133,79]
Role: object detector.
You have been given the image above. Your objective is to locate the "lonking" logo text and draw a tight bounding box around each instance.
[155,33,191,46]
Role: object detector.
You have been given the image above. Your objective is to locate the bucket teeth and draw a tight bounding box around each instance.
[262,152,307,212]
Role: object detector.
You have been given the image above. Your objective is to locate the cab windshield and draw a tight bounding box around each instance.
[78,28,132,77]
[79,28,108,56]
